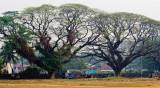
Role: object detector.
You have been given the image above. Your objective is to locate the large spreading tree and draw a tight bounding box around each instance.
[1,4,160,78]
[3,4,99,78]
[82,12,160,76]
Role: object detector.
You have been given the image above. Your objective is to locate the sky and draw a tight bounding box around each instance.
[0,0,160,21]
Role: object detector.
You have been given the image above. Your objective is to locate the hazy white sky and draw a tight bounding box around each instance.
[0,0,160,20]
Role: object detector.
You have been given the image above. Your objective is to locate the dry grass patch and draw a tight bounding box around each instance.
[0,77,160,88]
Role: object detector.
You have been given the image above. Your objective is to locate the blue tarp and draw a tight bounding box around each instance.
[67,74,75,79]
[85,70,96,74]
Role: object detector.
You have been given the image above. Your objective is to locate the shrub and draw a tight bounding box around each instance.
[143,71,153,73]
[126,69,140,73]
[68,69,81,74]
[19,66,41,74]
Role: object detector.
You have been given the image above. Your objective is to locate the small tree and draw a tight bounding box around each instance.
[0,11,35,73]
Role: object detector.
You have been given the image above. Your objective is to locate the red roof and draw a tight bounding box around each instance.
[101,64,113,70]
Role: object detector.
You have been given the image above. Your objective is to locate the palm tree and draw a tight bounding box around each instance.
[0,42,18,73]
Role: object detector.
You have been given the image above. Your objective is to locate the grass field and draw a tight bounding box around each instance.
[0,77,160,88]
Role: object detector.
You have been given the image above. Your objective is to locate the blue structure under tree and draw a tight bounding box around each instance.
[85,70,96,74]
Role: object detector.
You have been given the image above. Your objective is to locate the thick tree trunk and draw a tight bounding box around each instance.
[49,72,56,79]
[21,58,24,71]
[114,68,123,76]
[108,63,123,76]
[115,70,122,76]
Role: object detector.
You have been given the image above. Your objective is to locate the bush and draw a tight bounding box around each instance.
[108,71,115,74]
[143,71,153,73]
[126,69,140,73]
[19,66,41,74]
[68,69,81,74]
[0,58,3,74]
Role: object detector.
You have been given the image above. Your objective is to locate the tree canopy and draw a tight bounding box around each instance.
[1,4,160,78]
[81,12,160,75]
[0,4,99,78]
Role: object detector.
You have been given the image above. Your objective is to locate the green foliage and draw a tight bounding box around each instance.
[0,42,18,64]
[0,13,32,51]
[0,11,35,42]
[19,4,98,78]
[142,71,151,74]
[126,69,140,73]
[142,57,160,72]
[2,11,18,16]
[108,71,115,74]
[127,56,160,73]
[59,3,94,15]
[0,11,35,65]
[62,58,88,71]
[19,66,41,74]
[126,57,142,71]
[0,57,3,73]
[22,4,56,15]
[36,50,62,73]
[68,69,81,74]
[1,4,160,78]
